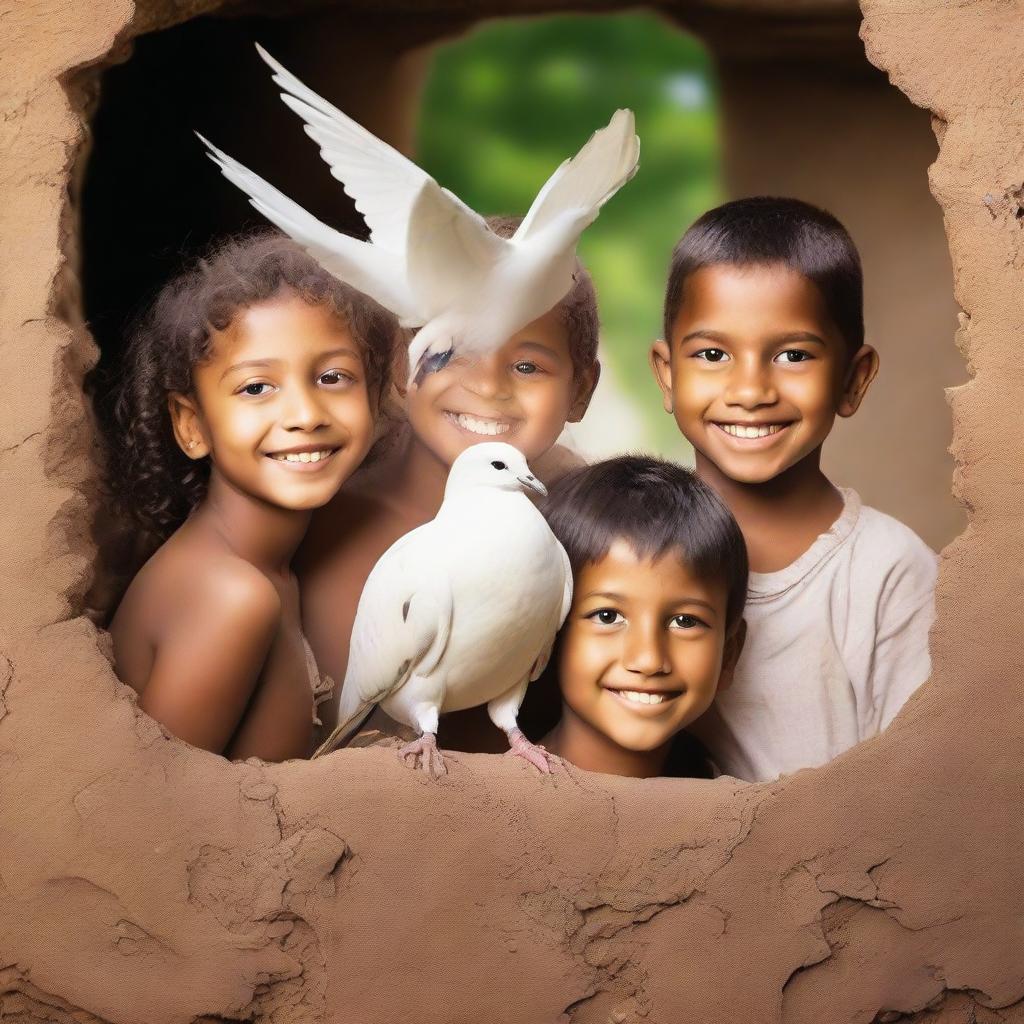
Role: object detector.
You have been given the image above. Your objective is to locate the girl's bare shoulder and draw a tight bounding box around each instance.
[116,527,280,639]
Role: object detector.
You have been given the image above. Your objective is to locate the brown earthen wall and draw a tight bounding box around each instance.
[1,2,1020,1022]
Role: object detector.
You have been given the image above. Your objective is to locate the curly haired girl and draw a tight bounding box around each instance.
[107,231,396,761]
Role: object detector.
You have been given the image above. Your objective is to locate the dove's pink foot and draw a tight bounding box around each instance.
[398,732,446,778]
[505,727,557,774]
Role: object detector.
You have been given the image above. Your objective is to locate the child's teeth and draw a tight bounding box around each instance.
[619,690,667,705]
[275,450,332,463]
[454,413,510,436]
[721,424,782,438]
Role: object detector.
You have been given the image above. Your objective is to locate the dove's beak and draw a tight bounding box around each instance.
[517,474,547,497]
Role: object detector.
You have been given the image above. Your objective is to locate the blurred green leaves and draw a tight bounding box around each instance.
[418,12,722,454]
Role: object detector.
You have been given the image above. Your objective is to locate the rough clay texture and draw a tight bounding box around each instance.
[1,1,1021,1022]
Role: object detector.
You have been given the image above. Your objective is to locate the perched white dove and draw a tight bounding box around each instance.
[199,44,639,383]
[313,442,571,777]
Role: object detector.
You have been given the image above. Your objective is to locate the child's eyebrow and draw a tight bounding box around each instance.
[319,346,362,361]
[678,328,730,344]
[220,359,279,381]
[514,340,564,360]
[769,331,827,346]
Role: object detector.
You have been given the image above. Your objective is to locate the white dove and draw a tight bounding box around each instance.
[313,442,571,778]
[199,44,639,384]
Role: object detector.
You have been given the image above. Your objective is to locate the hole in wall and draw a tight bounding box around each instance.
[69,1,963,776]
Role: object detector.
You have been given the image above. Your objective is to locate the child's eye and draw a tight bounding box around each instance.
[319,368,356,386]
[513,361,540,375]
[693,348,729,363]
[587,608,624,626]
[239,382,274,397]
[775,350,812,364]
[670,613,705,630]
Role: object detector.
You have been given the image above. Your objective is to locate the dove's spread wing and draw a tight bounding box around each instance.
[257,45,433,256]
[320,526,452,754]
[404,181,510,319]
[514,109,640,242]
[199,134,423,324]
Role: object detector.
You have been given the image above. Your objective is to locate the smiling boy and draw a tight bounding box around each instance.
[650,197,938,782]
[535,456,748,779]
[296,215,600,740]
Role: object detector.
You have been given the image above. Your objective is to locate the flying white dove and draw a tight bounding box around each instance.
[199,44,639,383]
[313,442,572,778]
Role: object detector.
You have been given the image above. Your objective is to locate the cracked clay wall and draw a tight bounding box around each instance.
[0,1,1021,1022]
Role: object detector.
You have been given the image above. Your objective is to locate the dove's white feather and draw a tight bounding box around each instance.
[514,108,640,242]
[203,47,639,383]
[258,43,450,257]
[321,525,453,752]
[198,134,423,325]
[403,181,508,319]
[314,444,571,759]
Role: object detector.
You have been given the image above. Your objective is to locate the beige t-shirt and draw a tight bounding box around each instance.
[691,489,938,783]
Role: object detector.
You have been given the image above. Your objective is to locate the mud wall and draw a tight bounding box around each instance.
[1,1,1021,1022]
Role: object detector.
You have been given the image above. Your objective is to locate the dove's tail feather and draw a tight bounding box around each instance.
[515,108,640,242]
[196,133,421,324]
[311,700,377,759]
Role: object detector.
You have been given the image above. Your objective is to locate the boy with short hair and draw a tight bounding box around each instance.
[530,455,748,779]
[650,196,937,782]
[297,214,601,741]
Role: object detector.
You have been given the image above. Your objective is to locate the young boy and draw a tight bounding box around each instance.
[525,456,748,778]
[296,215,601,744]
[650,196,938,782]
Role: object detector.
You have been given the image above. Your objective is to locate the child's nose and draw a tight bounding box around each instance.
[459,354,513,401]
[282,386,330,430]
[723,356,778,408]
[622,621,671,676]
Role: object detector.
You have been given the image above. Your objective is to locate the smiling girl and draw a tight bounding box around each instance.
[107,232,395,761]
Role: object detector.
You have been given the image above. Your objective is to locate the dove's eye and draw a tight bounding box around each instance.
[490,460,507,471]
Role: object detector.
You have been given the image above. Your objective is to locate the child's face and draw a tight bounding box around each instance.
[172,292,375,511]
[405,307,595,467]
[651,263,877,484]
[556,539,739,755]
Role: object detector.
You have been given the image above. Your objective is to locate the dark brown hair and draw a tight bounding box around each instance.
[486,214,600,380]
[543,455,748,633]
[109,230,397,539]
[663,196,864,358]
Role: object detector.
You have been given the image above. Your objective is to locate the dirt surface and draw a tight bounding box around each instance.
[0,1,1021,1022]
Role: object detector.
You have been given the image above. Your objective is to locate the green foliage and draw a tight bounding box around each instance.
[418,12,722,454]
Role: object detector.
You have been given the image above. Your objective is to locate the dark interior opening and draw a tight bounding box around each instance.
[81,13,371,402]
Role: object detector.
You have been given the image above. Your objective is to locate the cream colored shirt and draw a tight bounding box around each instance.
[691,489,938,782]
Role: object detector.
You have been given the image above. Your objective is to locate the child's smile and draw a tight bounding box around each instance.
[175,293,376,511]
[554,539,733,757]
[406,305,585,467]
[443,410,521,438]
[652,263,874,485]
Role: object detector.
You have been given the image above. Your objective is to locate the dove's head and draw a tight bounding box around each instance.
[444,442,547,499]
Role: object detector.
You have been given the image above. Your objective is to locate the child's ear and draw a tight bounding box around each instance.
[717,618,747,692]
[168,392,210,460]
[568,361,601,423]
[837,344,880,418]
[649,340,675,414]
